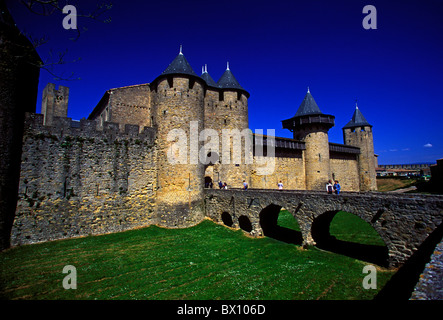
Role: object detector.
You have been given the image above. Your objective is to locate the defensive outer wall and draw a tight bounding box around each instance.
[204,188,443,268]
[11,112,159,245]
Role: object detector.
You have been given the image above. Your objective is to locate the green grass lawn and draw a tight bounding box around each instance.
[0,211,394,300]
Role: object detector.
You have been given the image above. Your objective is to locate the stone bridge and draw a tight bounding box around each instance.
[204,189,443,268]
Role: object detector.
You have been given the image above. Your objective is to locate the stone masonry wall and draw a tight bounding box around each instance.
[11,113,157,246]
[329,153,360,192]
[107,84,152,131]
[251,150,306,190]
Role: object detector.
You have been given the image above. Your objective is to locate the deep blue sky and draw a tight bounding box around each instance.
[7,0,443,164]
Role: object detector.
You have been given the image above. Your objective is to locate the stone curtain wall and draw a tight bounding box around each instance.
[11,113,157,246]
[107,84,152,130]
[251,154,306,190]
[204,189,443,267]
[329,155,360,191]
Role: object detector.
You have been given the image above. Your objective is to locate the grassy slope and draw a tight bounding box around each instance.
[376,178,417,192]
[0,212,394,300]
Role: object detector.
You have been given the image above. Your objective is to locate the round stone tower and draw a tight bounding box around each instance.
[201,64,221,133]
[342,104,377,191]
[215,62,249,132]
[209,62,250,188]
[282,88,335,190]
[150,47,206,227]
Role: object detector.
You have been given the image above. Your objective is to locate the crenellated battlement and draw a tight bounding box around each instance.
[12,112,159,246]
[24,112,156,145]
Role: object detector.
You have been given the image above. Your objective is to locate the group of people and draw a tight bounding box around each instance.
[218,180,282,191]
[211,179,341,194]
[218,181,228,189]
[326,180,341,195]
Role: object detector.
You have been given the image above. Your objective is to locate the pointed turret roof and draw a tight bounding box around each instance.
[200,64,218,87]
[281,88,335,132]
[161,46,198,77]
[343,104,372,128]
[294,88,323,117]
[217,62,245,91]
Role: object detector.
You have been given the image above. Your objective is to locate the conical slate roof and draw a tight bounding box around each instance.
[161,49,198,77]
[343,105,372,128]
[294,89,322,117]
[217,63,245,90]
[200,65,218,87]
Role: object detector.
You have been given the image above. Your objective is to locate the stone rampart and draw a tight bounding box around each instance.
[11,113,157,246]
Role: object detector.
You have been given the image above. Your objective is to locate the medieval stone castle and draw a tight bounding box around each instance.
[11,48,377,246]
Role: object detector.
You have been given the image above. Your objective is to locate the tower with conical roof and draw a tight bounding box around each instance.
[343,103,377,191]
[216,62,250,133]
[282,88,335,190]
[150,46,206,227]
[214,62,250,188]
[200,64,218,88]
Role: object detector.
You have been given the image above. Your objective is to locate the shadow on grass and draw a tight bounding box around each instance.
[375,221,443,300]
[312,210,389,268]
[315,237,389,267]
[259,204,303,245]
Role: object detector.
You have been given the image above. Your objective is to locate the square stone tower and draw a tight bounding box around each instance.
[342,104,377,191]
[41,83,69,126]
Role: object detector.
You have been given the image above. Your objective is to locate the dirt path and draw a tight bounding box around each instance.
[388,186,418,193]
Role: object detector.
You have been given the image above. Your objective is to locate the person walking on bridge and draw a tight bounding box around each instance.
[326,180,333,194]
[334,180,341,195]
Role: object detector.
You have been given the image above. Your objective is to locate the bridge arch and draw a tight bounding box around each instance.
[259,203,303,245]
[311,210,389,267]
[221,212,233,227]
[238,215,252,233]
